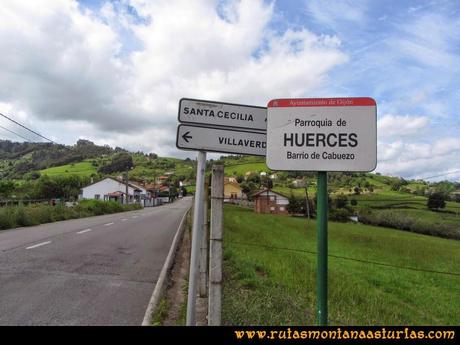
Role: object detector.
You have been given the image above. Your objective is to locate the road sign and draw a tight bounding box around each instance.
[176,124,266,156]
[266,97,377,171]
[178,98,267,131]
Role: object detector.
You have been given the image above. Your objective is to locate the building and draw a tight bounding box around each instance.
[224,182,244,202]
[253,189,289,215]
[292,179,306,188]
[79,177,150,205]
[224,176,238,184]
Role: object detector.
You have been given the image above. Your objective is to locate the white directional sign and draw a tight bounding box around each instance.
[176,124,266,156]
[178,98,267,131]
[266,98,377,171]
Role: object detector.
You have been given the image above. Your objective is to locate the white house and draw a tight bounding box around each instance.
[79,177,149,205]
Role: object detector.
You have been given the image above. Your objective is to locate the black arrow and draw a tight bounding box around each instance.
[182,131,192,143]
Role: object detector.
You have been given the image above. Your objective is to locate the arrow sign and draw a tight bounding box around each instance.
[178,98,267,131]
[176,124,266,156]
[182,131,192,143]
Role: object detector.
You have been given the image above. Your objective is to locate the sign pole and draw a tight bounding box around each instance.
[316,171,328,325]
[186,150,206,326]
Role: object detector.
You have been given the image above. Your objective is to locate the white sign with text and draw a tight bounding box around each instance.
[266,98,377,171]
[176,124,266,156]
[178,98,267,131]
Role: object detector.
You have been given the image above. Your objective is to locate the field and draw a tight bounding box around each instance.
[222,205,460,325]
[40,160,97,177]
[224,162,269,176]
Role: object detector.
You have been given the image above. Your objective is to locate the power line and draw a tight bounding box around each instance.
[0,124,32,142]
[0,111,57,144]
[226,241,460,277]
[416,170,460,181]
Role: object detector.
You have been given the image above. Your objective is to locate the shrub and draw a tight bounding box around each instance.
[0,200,142,231]
[358,209,459,240]
[427,192,446,210]
[329,208,352,222]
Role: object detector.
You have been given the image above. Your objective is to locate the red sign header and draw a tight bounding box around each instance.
[267,97,376,108]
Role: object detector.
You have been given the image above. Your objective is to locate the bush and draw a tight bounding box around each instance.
[329,208,352,222]
[287,194,315,217]
[427,192,446,210]
[0,200,142,231]
[358,208,459,240]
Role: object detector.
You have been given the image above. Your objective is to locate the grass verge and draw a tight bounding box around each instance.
[222,205,460,325]
[0,200,142,230]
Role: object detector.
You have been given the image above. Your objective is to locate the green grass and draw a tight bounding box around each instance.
[40,161,97,177]
[151,298,169,326]
[0,200,142,230]
[222,205,460,325]
[224,162,269,176]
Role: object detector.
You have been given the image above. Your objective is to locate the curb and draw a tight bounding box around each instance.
[141,206,191,326]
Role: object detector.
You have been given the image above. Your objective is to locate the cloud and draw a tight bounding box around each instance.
[377,137,460,180]
[0,0,347,157]
[377,114,430,138]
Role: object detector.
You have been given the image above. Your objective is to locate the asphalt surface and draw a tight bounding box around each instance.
[0,197,192,325]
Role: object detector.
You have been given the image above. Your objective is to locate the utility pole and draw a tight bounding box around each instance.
[305,179,310,220]
[125,170,129,205]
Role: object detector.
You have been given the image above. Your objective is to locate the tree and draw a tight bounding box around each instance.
[98,153,133,174]
[427,192,446,210]
[286,194,305,214]
[0,180,15,199]
[335,194,348,209]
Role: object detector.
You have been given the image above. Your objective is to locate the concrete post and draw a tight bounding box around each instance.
[208,165,224,325]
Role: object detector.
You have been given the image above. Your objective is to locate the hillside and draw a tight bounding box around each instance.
[0,139,119,179]
[222,205,460,325]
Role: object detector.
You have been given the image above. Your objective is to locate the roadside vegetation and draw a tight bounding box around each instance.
[222,205,460,325]
[0,200,141,230]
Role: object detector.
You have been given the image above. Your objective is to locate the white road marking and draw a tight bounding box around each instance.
[121,218,128,221]
[26,241,52,250]
[77,228,92,234]
[104,222,114,226]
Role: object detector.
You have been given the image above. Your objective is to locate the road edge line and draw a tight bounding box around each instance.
[141,206,191,326]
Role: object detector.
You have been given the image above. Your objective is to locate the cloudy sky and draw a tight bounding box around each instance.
[0,0,459,181]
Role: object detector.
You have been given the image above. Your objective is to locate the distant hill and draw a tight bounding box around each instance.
[0,139,122,178]
[1,140,459,197]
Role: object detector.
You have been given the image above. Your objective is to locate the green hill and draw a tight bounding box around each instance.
[222,205,460,325]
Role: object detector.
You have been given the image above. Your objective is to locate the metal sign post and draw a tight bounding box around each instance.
[316,171,328,325]
[186,150,206,326]
[177,97,267,326]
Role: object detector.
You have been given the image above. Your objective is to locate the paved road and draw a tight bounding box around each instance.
[0,197,192,325]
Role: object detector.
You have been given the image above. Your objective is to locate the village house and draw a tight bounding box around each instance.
[224,176,238,184]
[292,179,306,188]
[224,182,244,202]
[155,175,170,184]
[253,189,289,215]
[79,177,153,206]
